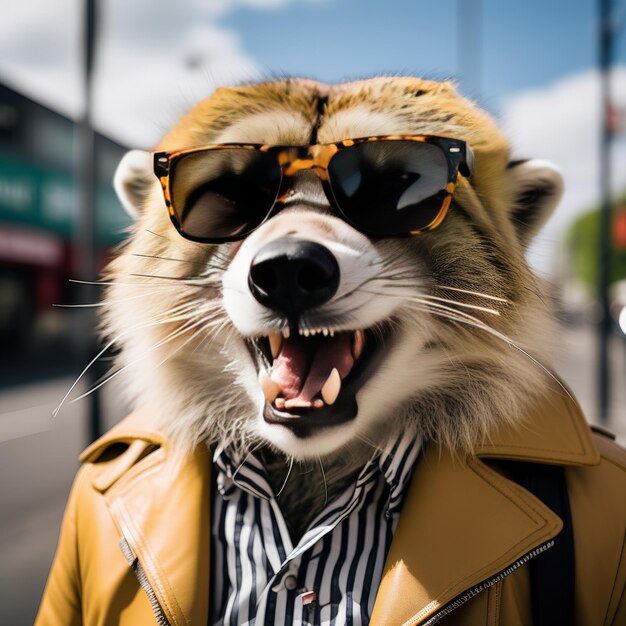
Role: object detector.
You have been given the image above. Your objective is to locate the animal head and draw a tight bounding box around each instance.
[106,76,563,460]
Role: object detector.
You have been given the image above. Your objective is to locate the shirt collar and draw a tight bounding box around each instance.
[378,430,423,510]
[213,444,274,500]
[213,431,421,504]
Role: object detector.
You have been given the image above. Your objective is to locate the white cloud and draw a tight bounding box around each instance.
[0,0,326,146]
[93,20,260,146]
[501,67,626,274]
[0,0,83,118]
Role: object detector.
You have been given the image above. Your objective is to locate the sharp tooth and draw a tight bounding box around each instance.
[330,329,335,337]
[322,328,329,337]
[321,368,341,405]
[282,328,290,339]
[284,398,312,409]
[352,330,365,360]
[269,333,283,358]
[313,399,324,408]
[304,329,310,337]
[275,397,286,409]
[259,371,280,403]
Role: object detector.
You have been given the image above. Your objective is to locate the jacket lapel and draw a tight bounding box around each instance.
[474,387,600,466]
[370,446,562,625]
[370,389,600,625]
[106,446,212,626]
[82,412,213,626]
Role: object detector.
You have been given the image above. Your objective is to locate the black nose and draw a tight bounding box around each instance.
[248,237,340,315]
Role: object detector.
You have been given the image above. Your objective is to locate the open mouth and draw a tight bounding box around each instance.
[249,324,390,437]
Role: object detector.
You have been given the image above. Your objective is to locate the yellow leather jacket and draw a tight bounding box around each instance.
[35,391,626,625]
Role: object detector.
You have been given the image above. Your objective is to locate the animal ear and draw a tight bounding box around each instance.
[506,159,563,244]
[113,150,154,219]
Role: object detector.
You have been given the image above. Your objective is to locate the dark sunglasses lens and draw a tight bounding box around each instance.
[170,149,282,241]
[328,141,450,235]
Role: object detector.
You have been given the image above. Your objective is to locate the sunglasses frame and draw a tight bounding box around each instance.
[153,135,475,243]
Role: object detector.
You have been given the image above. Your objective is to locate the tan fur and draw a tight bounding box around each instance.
[101,77,560,529]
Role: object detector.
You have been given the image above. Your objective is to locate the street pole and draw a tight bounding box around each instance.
[598,0,614,423]
[457,0,482,99]
[77,0,102,442]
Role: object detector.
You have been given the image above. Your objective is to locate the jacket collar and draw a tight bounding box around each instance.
[80,386,599,626]
[371,385,600,625]
[474,385,600,466]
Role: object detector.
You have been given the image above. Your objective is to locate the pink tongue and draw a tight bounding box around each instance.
[270,334,355,402]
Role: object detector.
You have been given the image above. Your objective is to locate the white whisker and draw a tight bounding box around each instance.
[318,456,328,506]
[233,442,264,480]
[276,457,295,497]
[69,313,210,404]
[192,315,231,354]
[410,299,573,401]
[69,278,192,289]
[53,300,201,417]
[354,432,386,455]
[419,295,500,316]
[54,289,197,309]
[53,303,107,308]
[410,298,495,324]
[435,285,509,303]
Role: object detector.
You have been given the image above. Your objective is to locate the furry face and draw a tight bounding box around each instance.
[107,77,563,461]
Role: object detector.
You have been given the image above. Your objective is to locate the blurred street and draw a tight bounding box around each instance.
[1,321,625,625]
[556,323,626,442]
[0,378,128,626]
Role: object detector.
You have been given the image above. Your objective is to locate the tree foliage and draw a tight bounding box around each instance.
[567,199,626,293]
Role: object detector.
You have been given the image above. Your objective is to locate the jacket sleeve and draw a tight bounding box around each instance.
[34,466,89,626]
[610,533,626,626]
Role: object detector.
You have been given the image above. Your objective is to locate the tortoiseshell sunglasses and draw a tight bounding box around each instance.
[153,135,474,243]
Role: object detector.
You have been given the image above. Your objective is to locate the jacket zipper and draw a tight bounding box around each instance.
[119,537,172,626]
[417,539,555,626]
[118,534,554,626]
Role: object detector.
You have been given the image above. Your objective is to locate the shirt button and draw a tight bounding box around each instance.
[300,590,317,606]
[284,575,298,591]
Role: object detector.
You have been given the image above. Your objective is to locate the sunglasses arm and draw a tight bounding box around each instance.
[459,146,475,179]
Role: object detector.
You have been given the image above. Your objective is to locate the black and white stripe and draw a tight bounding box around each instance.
[210,433,420,625]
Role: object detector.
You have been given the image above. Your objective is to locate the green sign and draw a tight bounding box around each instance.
[0,151,131,245]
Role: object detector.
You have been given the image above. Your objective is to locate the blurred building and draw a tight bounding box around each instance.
[0,82,129,384]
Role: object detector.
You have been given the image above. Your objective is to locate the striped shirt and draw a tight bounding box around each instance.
[209,433,420,625]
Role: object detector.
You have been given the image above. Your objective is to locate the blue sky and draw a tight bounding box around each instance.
[0,0,616,143]
[220,0,605,113]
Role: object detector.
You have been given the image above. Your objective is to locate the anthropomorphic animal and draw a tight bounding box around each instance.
[36,77,626,626]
